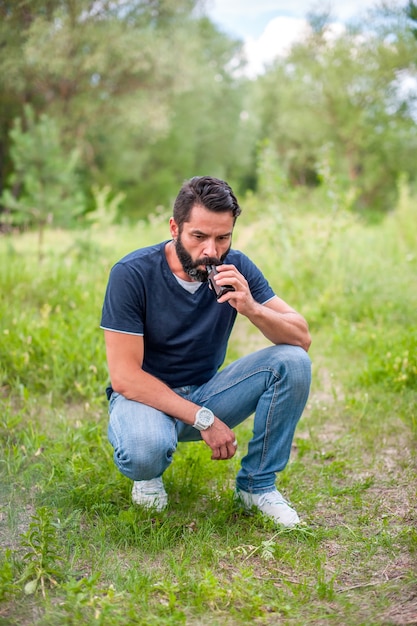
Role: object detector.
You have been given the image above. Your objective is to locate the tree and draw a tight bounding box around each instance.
[0,0,252,220]
[251,6,417,212]
[1,105,85,258]
[405,1,417,39]
[121,16,256,214]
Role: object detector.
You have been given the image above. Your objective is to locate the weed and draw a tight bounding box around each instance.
[0,550,18,601]
[17,507,65,597]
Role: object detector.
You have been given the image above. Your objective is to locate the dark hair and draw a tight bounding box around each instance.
[173,176,242,230]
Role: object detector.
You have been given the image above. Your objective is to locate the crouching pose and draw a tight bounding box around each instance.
[101,176,311,527]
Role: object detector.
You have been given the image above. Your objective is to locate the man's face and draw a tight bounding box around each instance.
[170,204,234,281]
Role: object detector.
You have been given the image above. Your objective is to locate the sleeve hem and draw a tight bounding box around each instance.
[100,326,144,336]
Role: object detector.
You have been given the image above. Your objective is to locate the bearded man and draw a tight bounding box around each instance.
[100,176,311,527]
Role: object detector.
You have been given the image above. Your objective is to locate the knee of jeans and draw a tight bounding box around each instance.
[111,431,175,481]
[272,345,312,388]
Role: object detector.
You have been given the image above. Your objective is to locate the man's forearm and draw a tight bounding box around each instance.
[111,366,237,460]
[246,303,311,351]
[111,368,200,425]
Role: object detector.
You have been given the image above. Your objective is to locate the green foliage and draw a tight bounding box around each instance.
[360,329,417,391]
[54,575,128,625]
[252,8,417,212]
[88,185,126,228]
[110,17,253,217]
[0,550,18,601]
[0,252,108,402]
[405,1,417,39]
[1,2,417,222]
[1,105,85,258]
[0,1,252,221]
[18,507,64,597]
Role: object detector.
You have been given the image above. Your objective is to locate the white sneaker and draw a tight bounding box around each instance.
[131,477,168,511]
[236,488,300,527]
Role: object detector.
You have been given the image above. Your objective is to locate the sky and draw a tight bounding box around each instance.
[205,0,386,76]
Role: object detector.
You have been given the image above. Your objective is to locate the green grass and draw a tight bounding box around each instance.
[0,187,416,625]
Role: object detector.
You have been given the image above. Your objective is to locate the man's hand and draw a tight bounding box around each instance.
[213,264,311,351]
[211,263,254,315]
[201,417,238,460]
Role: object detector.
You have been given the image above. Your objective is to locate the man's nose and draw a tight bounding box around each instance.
[203,239,218,258]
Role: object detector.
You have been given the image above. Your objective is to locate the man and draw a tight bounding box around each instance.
[101,176,311,527]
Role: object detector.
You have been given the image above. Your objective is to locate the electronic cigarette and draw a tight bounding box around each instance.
[206,264,235,300]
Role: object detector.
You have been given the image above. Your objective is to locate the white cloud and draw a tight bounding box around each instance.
[207,0,384,76]
[241,16,346,77]
[243,17,309,76]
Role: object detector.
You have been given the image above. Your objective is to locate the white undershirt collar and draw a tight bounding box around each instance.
[173,273,203,294]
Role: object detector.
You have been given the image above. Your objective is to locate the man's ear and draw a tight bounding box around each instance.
[169,217,179,240]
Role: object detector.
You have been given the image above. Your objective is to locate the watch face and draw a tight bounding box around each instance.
[199,409,213,426]
[195,407,214,430]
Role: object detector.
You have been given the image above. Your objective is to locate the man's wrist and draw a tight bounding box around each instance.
[193,406,215,431]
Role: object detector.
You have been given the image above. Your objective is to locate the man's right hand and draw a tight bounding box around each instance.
[201,417,238,460]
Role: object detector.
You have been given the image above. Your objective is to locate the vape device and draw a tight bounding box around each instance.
[206,264,235,300]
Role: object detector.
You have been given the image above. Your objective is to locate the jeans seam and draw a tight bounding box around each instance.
[260,381,275,471]
[248,374,280,487]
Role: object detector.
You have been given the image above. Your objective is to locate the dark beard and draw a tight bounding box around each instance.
[174,235,230,282]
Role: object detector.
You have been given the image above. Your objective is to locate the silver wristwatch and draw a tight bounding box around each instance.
[193,406,215,431]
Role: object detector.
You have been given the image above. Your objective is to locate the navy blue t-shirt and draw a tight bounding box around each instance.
[100,241,275,388]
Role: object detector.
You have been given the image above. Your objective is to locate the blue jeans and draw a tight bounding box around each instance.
[107,345,311,494]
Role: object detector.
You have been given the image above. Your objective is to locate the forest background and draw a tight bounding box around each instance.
[0,1,416,625]
[1,0,417,228]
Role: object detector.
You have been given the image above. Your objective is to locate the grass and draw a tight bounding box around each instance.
[0,184,416,625]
